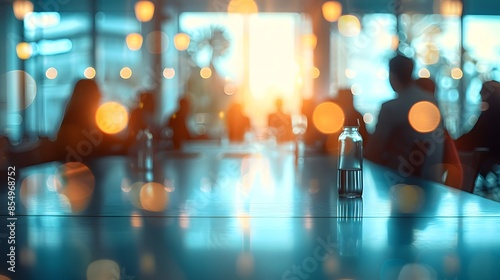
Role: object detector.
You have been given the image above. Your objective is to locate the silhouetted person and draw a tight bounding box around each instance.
[455,80,500,177]
[128,91,157,145]
[301,98,322,149]
[416,77,463,189]
[226,102,251,142]
[268,98,293,143]
[57,79,125,161]
[365,54,445,182]
[166,97,192,150]
[322,89,369,154]
[336,88,369,146]
[416,77,436,95]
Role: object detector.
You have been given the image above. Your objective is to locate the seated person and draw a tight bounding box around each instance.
[165,97,192,150]
[226,102,251,142]
[9,79,125,166]
[455,80,500,180]
[365,54,445,182]
[268,98,294,143]
[128,91,157,143]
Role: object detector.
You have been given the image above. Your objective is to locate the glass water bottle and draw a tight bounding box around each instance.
[337,119,363,197]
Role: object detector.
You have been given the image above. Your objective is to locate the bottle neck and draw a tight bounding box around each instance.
[343,126,359,132]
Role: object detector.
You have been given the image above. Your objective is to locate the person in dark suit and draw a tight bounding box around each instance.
[455,80,500,177]
[365,55,445,182]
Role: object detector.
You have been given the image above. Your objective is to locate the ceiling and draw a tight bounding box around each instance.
[1,0,495,16]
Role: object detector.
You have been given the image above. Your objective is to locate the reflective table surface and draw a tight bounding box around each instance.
[1,142,500,279]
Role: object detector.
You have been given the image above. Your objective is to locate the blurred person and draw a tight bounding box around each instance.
[322,89,369,154]
[56,79,126,160]
[166,97,193,150]
[226,102,251,142]
[415,77,436,95]
[300,98,318,147]
[8,79,125,166]
[128,91,157,143]
[416,77,463,189]
[268,98,294,143]
[365,54,445,182]
[336,88,369,145]
[455,80,500,179]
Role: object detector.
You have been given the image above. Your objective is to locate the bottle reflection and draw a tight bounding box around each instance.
[337,197,363,257]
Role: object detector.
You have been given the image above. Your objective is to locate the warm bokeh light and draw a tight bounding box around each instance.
[345,68,357,79]
[173,33,190,51]
[418,68,431,78]
[363,113,373,124]
[134,0,155,22]
[163,68,175,79]
[417,42,440,65]
[146,31,168,54]
[126,33,143,51]
[390,35,399,50]
[131,212,143,228]
[313,102,345,134]
[86,259,120,280]
[200,67,212,79]
[390,184,423,213]
[322,1,342,22]
[16,42,32,60]
[338,15,361,37]
[45,67,58,79]
[451,67,463,79]
[120,67,132,79]
[440,0,463,16]
[227,0,259,13]
[140,182,169,212]
[311,67,320,79]
[55,162,95,213]
[1,70,37,109]
[179,213,190,229]
[224,83,237,95]
[13,0,34,20]
[95,101,129,134]
[351,84,362,95]
[84,67,96,79]
[408,101,441,133]
[302,33,317,49]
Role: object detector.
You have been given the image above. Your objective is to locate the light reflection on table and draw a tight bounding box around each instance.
[1,141,500,279]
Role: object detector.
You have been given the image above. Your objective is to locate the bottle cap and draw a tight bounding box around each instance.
[344,118,360,127]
